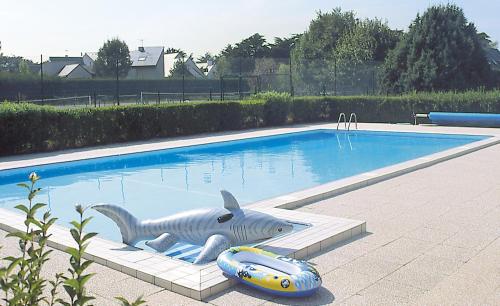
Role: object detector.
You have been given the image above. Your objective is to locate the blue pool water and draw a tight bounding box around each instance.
[0,130,487,259]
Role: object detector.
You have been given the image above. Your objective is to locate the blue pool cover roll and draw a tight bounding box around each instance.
[428,112,500,127]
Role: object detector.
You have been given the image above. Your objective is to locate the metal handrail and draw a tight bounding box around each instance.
[348,113,358,130]
[337,113,347,130]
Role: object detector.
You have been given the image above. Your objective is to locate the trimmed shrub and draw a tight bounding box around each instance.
[1,90,499,156]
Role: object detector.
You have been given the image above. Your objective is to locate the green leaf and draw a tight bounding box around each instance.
[31,202,47,212]
[69,220,82,231]
[80,260,94,272]
[65,247,80,259]
[7,231,28,241]
[81,217,93,229]
[78,273,95,288]
[17,182,30,189]
[77,296,95,305]
[14,204,29,214]
[63,278,80,291]
[81,232,98,243]
[70,228,80,244]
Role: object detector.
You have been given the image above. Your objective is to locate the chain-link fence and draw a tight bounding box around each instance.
[0,56,383,107]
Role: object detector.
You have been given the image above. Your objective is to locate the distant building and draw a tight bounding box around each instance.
[82,52,98,73]
[485,47,500,70]
[40,56,94,79]
[58,63,93,79]
[164,52,207,79]
[196,60,218,79]
[127,46,165,79]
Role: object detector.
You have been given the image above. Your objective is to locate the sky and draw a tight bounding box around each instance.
[1,0,499,62]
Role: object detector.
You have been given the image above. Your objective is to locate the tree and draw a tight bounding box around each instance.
[336,18,400,63]
[216,33,270,76]
[197,52,215,63]
[18,59,31,74]
[168,56,186,78]
[94,38,132,78]
[269,35,302,59]
[381,5,492,93]
[0,54,34,73]
[291,8,360,92]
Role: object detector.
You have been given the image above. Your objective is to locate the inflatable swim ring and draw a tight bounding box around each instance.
[217,246,321,297]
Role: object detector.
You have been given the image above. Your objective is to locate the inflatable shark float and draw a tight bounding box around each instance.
[92,190,293,264]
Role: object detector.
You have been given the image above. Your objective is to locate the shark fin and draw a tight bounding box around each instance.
[193,234,231,265]
[221,190,240,211]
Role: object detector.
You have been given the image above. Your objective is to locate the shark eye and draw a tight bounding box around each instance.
[278,228,282,232]
[217,213,234,223]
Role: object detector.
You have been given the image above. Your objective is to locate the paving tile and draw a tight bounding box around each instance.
[360,279,426,302]
[341,254,402,279]
[340,292,409,306]
[443,229,497,251]
[144,289,206,306]
[206,283,270,306]
[404,226,454,243]
[320,268,379,302]
[89,293,122,306]
[425,243,477,263]
[89,276,163,302]
[384,263,448,291]
[410,254,463,275]
[368,237,434,264]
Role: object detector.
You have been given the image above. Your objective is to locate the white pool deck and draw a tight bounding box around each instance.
[1,122,500,305]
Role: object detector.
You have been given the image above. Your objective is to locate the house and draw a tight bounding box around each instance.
[40,56,94,79]
[82,52,98,73]
[127,46,165,79]
[58,63,93,79]
[164,52,207,79]
[196,60,217,79]
[484,47,500,71]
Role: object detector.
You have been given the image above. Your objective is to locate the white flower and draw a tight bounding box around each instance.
[29,172,39,182]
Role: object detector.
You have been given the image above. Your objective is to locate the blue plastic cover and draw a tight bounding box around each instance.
[428,112,500,127]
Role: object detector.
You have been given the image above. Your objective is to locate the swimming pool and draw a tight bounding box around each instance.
[0,129,488,254]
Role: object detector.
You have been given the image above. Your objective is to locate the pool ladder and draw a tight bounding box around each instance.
[337,113,358,130]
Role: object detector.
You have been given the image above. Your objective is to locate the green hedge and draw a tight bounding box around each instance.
[1,90,499,156]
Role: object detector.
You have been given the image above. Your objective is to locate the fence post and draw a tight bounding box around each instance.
[140,91,143,104]
[94,92,97,107]
[334,57,337,96]
[40,54,44,103]
[289,55,294,96]
[17,92,20,103]
[209,88,212,101]
[88,94,92,107]
[157,90,160,104]
[115,58,120,106]
[220,77,224,101]
[372,68,376,95]
[182,56,185,102]
[238,76,242,100]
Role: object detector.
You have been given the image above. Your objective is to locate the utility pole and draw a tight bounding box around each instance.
[116,58,120,105]
[238,58,242,99]
[334,56,337,96]
[182,55,185,102]
[40,54,44,102]
[289,55,294,97]
[289,42,295,96]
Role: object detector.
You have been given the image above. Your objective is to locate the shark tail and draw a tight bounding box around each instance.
[91,204,142,245]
